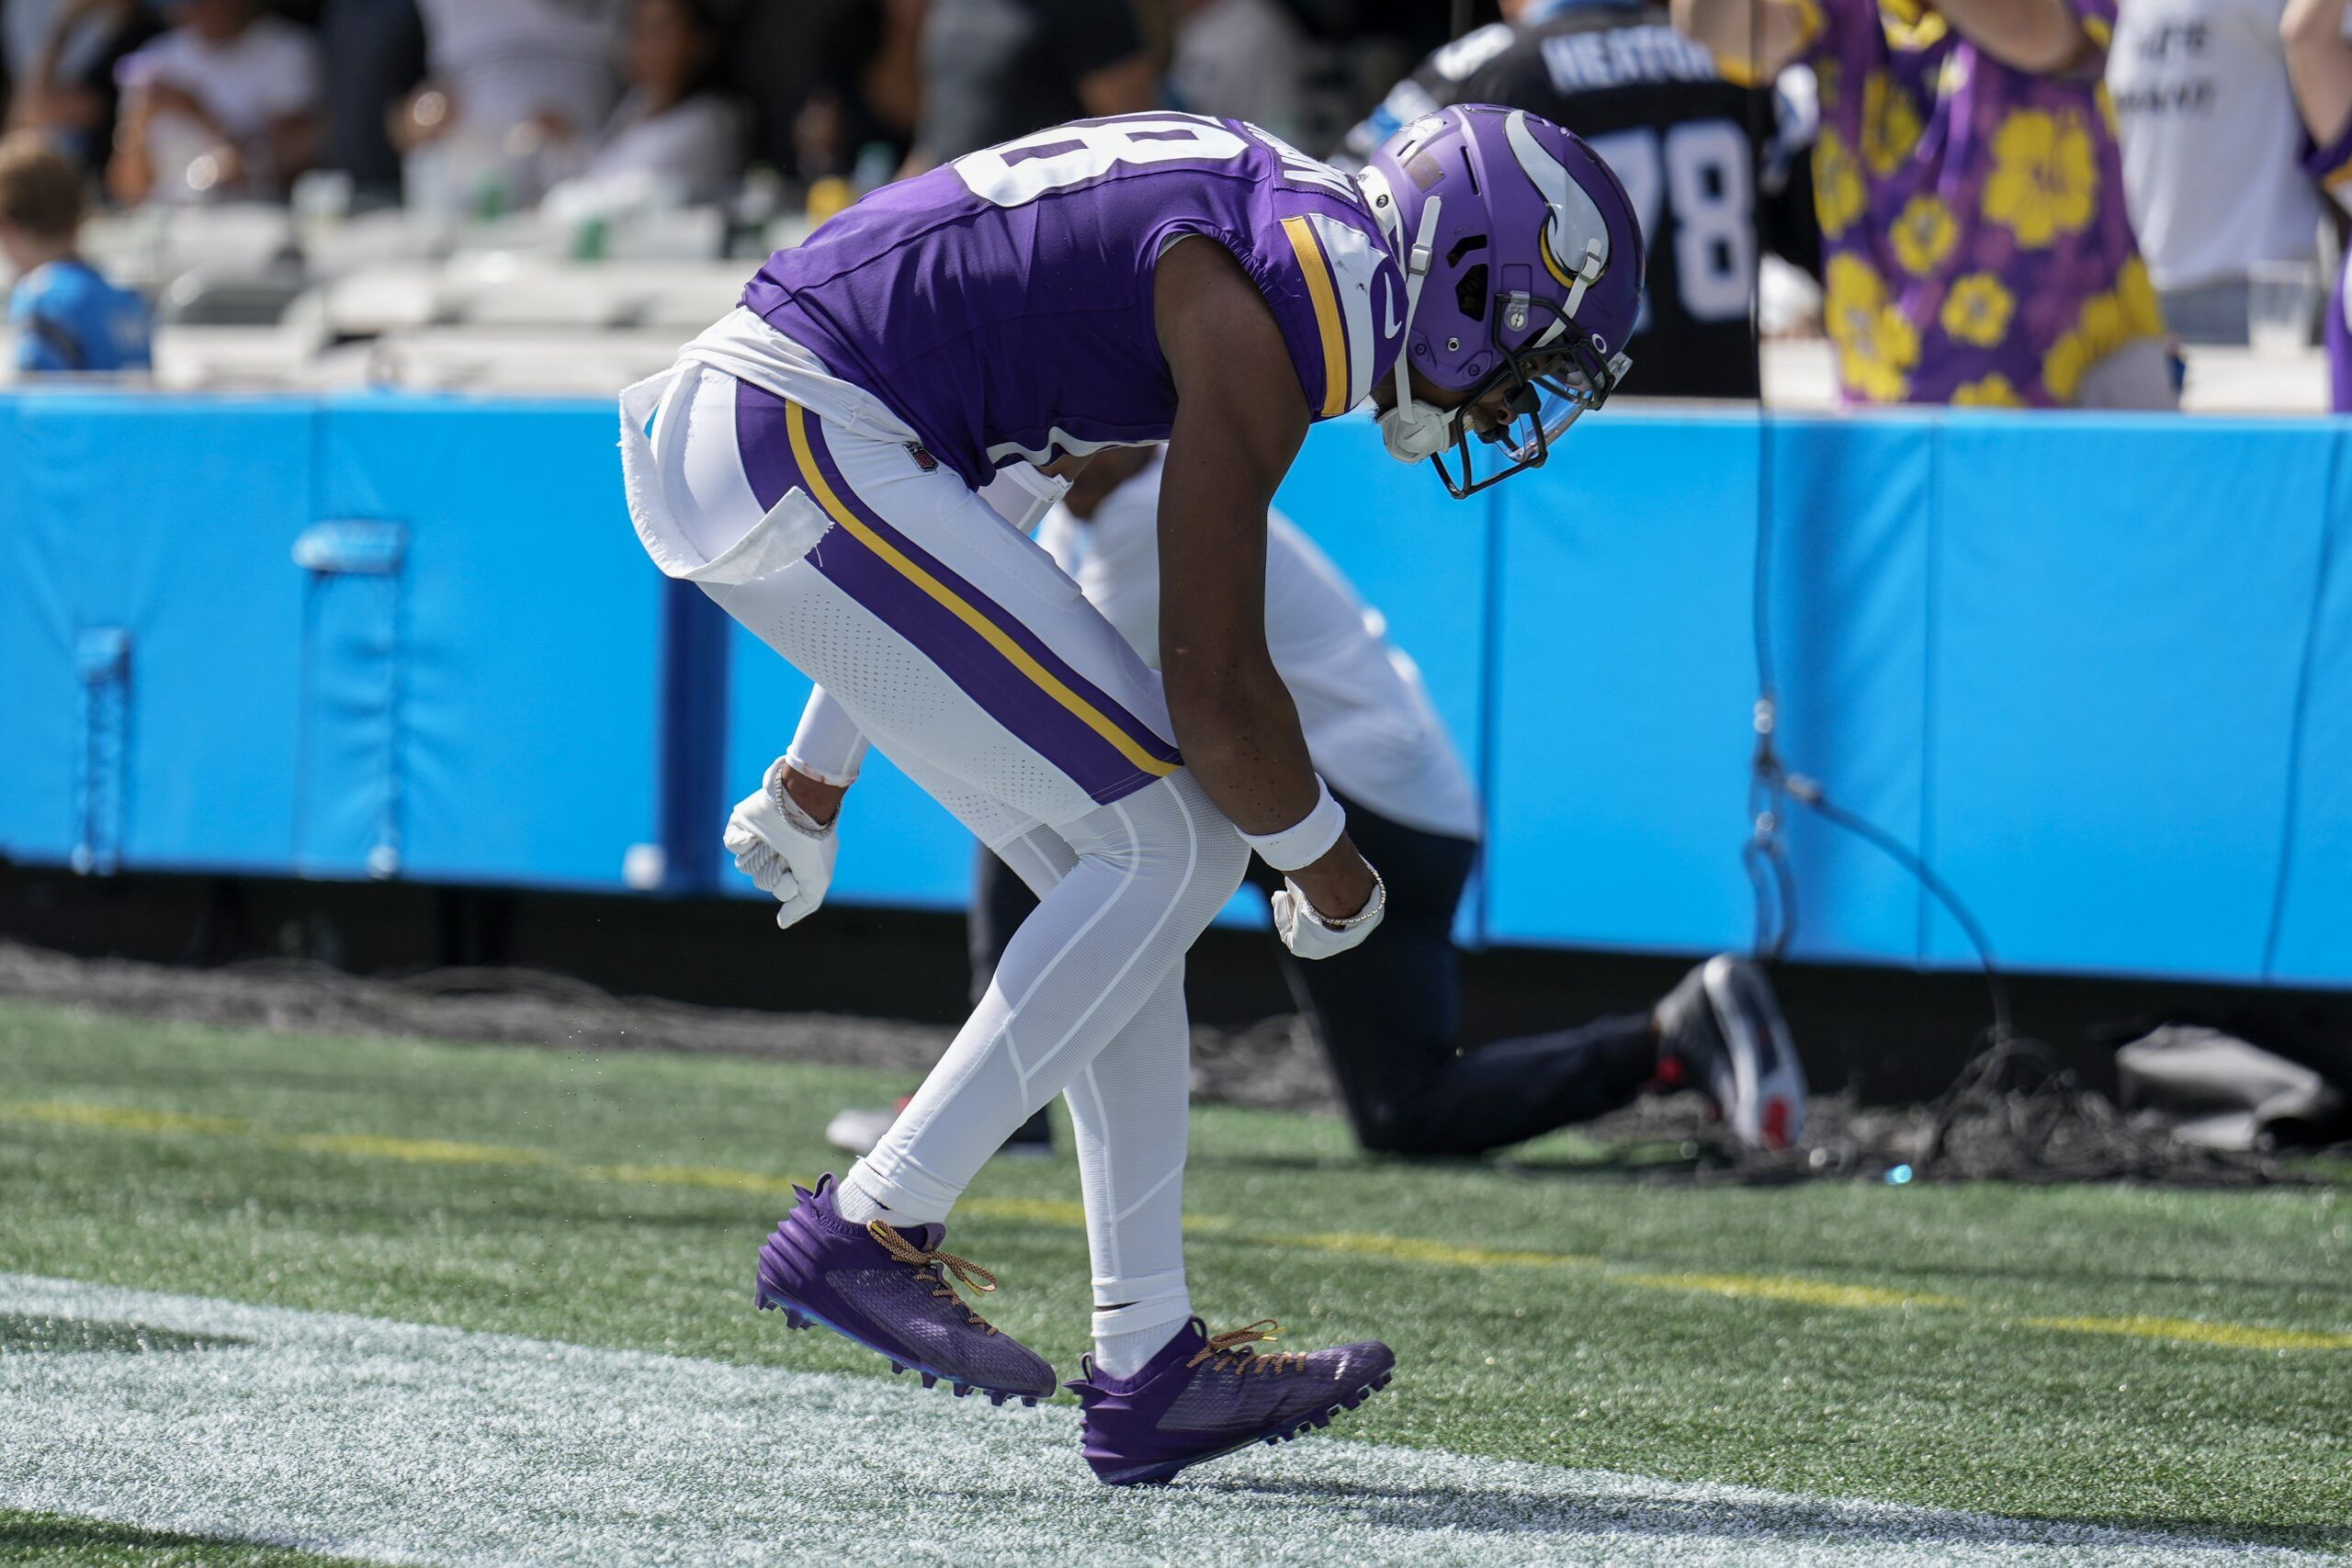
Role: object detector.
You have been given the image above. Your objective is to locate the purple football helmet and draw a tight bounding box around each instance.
[1358,105,1645,497]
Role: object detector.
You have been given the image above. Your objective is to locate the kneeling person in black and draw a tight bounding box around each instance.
[827,447,1807,1160]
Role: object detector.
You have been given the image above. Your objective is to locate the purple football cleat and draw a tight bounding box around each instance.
[754,1172,1057,1405]
[1066,1318,1395,1486]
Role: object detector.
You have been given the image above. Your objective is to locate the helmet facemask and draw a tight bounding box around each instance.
[1419,281,1633,499]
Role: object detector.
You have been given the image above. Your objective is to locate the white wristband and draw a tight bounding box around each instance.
[1238,778,1346,873]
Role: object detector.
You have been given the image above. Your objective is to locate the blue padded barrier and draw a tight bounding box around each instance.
[1484,414,1760,953]
[6,390,2352,987]
[2266,443,2352,986]
[1923,417,2335,981]
[313,397,664,889]
[1,392,314,874]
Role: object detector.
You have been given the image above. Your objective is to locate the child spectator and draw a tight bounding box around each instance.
[2283,0,2352,409]
[0,131,150,373]
[1675,0,2175,407]
[107,0,324,204]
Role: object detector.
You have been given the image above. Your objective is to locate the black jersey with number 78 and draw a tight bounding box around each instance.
[1336,3,1820,400]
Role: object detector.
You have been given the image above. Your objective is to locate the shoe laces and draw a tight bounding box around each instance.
[867,1220,1001,1335]
[1187,1319,1306,1376]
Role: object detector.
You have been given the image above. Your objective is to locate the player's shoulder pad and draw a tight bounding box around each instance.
[1239,127,1408,421]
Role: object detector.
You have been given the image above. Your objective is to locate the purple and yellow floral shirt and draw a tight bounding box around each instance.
[1785,0,2163,405]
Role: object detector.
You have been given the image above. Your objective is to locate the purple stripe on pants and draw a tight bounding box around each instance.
[731,383,1175,807]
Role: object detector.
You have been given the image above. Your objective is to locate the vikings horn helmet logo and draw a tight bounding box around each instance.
[1503,110,1611,314]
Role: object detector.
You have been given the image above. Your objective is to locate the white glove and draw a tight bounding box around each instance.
[1269,867,1385,960]
[723,758,839,931]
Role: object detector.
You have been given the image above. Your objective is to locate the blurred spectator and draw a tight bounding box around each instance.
[737,0,922,184]
[316,0,424,203]
[107,0,323,204]
[1167,0,1309,138]
[2284,0,2352,409]
[0,130,150,371]
[2109,0,2321,344]
[905,0,1156,171]
[1675,0,2174,408]
[5,0,160,171]
[391,0,624,212]
[547,0,745,210]
[1332,0,1823,400]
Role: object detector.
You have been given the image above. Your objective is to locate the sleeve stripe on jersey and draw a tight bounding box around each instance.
[1309,211,1380,411]
[1281,215,1351,418]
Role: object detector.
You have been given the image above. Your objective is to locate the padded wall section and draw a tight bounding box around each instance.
[10,394,2352,987]
[2240,432,2352,987]
[0,393,313,873]
[1924,416,2335,981]
[1484,416,1759,952]
[1765,417,1934,963]
[316,397,664,889]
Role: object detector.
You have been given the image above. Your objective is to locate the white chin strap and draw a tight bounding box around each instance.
[1379,197,1452,465]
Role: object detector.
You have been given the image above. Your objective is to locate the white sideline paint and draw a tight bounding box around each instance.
[0,1276,2323,1568]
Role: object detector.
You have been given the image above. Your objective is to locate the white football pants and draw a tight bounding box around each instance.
[641,365,1245,1348]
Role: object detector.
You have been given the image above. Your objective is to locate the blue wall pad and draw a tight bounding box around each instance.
[6,390,2352,988]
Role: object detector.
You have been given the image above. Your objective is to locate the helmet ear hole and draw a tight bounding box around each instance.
[1455,264,1489,323]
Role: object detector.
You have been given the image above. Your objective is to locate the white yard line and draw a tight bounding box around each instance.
[0,1275,2324,1568]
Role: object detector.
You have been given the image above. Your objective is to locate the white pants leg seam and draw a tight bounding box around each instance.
[1020,796,1196,1092]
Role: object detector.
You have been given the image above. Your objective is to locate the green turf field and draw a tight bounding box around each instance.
[0,998,2345,1563]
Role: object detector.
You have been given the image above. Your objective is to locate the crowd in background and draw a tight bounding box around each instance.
[1,0,2349,408]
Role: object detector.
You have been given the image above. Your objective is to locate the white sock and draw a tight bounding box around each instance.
[1093,1317,1185,1383]
[833,1164,896,1226]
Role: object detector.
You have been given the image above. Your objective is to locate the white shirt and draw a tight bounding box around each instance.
[414,0,623,140]
[2108,0,2321,290]
[1169,0,1310,141]
[571,91,745,208]
[125,17,322,144]
[1036,454,1484,844]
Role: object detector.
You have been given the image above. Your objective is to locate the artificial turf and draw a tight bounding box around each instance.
[0,998,2344,1557]
[0,1511,365,1567]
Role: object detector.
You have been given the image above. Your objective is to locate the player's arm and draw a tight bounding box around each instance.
[1672,0,1815,83]
[2285,0,2352,144]
[1153,238,1378,926]
[729,690,863,931]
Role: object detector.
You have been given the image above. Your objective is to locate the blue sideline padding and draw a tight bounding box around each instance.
[310,398,666,889]
[6,389,2352,988]
[1,392,314,874]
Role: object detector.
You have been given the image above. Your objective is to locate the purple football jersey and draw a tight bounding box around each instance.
[742,114,1408,490]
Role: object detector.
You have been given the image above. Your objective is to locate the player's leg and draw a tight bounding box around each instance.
[1061,963,1192,1378]
[970,845,1056,1151]
[1257,798,1655,1156]
[647,368,1247,1397]
[1271,795,1803,1155]
[850,769,1241,1223]
[822,844,1051,1160]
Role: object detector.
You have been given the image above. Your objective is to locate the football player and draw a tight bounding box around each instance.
[824,446,1809,1166]
[617,105,1643,1484]
[1336,0,1821,399]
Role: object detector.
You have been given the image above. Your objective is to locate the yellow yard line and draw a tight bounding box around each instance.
[2015,1314,2352,1352]
[1614,1272,1963,1311]
[7,1097,2343,1349]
